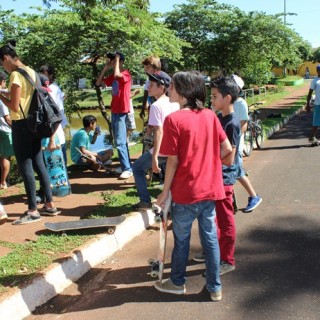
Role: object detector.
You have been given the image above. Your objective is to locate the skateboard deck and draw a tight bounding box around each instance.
[42,136,71,197]
[44,215,126,235]
[148,192,172,282]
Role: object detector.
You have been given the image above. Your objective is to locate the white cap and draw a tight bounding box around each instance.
[232,74,244,90]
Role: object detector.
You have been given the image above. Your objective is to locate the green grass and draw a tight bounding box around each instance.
[0,235,93,293]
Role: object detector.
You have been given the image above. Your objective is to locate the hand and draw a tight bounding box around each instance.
[47,140,57,152]
[152,158,160,173]
[139,109,145,119]
[94,125,101,135]
[156,191,169,208]
[115,53,120,61]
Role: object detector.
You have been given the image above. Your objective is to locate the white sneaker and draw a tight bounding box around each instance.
[119,170,133,179]
[114,167,122,174]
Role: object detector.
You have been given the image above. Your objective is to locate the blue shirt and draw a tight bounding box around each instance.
[71,128,93,163]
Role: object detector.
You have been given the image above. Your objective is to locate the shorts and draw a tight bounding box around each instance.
[235,153,246,179]
[313,105,320,126]
[0,131,14,157]
[126,113,136,130]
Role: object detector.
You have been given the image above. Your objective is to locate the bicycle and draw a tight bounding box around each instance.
[243,102,264,157]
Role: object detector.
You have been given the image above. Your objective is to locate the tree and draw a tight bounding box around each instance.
[311,47,320,63]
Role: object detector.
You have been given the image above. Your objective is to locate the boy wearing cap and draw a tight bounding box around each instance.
[232,74,262,213]
[306,65,320,143]
[132,71,179,209]
[96,52,132,179]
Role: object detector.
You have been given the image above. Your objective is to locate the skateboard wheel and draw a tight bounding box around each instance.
[150,270,158,278]
[148,258,155,266]
[154,215,161,223]
[107,227,116,235]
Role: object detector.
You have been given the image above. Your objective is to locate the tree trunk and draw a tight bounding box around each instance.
[91,62,114,145]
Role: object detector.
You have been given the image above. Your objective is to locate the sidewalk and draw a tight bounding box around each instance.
[0,81,310,319]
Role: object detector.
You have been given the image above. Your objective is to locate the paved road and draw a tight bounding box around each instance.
[27,109,320,320]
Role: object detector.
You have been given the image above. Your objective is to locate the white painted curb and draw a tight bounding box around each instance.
[0,211,154,320]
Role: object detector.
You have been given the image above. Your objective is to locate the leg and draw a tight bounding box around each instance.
[112,113,131,172]
[0,156,10,187]
[216,186,236,266]
[132,152,152,204]
[197,201,222,294]
[238,175,256,197]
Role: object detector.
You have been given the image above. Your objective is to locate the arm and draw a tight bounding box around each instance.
[152,125,163,173]
[220,138,233,166]
[240,120,248,134]
[306,89,313,111]
[140,90,149,119]
[90,132,99,145]
[113,55,123,79]
[96,61,112,86]
[3,114,12,127]
[0,83,21,113]
[156,155,179,206]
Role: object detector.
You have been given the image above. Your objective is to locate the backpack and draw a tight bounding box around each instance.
[17,68,62,139]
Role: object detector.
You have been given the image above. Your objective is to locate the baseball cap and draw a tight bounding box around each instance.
[316,65,320,71]
[147,71,171,88]
[106,51,125,62]
[232,74,244,90]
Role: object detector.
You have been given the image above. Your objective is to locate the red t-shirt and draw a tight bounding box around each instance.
[103,70,131,113]
[160,108,227,204]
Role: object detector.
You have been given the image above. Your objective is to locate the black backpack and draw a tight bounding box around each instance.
[17,68,62,139]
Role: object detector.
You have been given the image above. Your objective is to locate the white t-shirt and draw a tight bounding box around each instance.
[0,101,11,133]
[49,82,68,128]
[148,95,180,156]
[310,77,320,105]
[233,97,249,154]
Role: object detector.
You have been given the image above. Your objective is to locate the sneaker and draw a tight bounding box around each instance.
[0,183,8,190]
[39,205,61,216]
[243,195,262,213]
[154,278,186,295]
[0,205,8,225]
[193,252,206,262]
[114,167,122,174]
[132,201,152,210]
[12,212,41,225]
[220,261,235,275]
[119,170,133,179]
[210,290,222,302]
[103,159,113,166]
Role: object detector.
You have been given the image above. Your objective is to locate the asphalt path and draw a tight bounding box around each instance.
[27,109,320,320]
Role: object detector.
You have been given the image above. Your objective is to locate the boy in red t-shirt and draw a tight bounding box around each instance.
[96,51,132,179]
[154,71,233,302]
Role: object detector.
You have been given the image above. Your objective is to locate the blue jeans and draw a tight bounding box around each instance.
[132,152,167,203]
[111,113,131,172]
[170,200,221,293]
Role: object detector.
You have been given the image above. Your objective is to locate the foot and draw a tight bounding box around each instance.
[119,170,133,179]
[103,159,113,166]
[114,167,122,174]
[220,261,235,275]
[0,204,8,225]
[132,201,152,210]
[243,195,262,212]
[154,278,186,295]
[39,205,61,216]
[12,212,41,225]
[210,290,222,301]
[0,183,8,189]
[193,252,205,262]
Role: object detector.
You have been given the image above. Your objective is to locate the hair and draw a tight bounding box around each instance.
[0,40,18,61]
[171,71,206,110]
[160,58,169,73]
[0,71,6,82]
[210,76,239,104]
[149,78,167,95]
[141,56,161,71]
[40,64,56,80]
[83,115,97,128]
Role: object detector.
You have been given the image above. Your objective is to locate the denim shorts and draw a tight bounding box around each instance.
[313,105,320,126]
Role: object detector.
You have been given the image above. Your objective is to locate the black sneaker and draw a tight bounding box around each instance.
[39,206,61,216]
[132,201,152,210]
[12,212,41,225]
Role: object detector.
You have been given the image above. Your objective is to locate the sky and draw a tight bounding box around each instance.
[1,0,319,47]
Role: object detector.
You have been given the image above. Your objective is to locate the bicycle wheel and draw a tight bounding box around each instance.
[254,119,264,149]
[243,126,254,157]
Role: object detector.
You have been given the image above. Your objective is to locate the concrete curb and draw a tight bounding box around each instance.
[0,210,154,320]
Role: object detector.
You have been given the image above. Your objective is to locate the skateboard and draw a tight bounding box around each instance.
[148,192,172,282]
[44,215,126,235]
[42,136,71,197]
